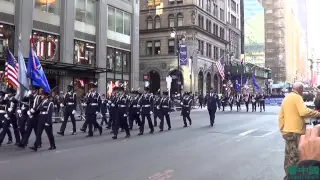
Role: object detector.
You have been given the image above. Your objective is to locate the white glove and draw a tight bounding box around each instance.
[17,110,21,114]
[124,114,127,117]
[4,114,8,119]
[27,90,32,96]
[60,103,64,107]
[27,110,31,116]
[150,111,153,115]
[157,106,160,110]
[137,105,140,108]
[111,103,115,107]
[180,102,183,105]
[95,111,99,115]
[8,108,12,112]
[82,103,87,107]
[21,106,25,110]
[137,112,140,114]
[4,94,8,99]
[168,112,171,114]
[45,123,50,126]
[108,100,111,104]
[54,105,57,108]
[72,110,76,115]
[30,108,35,113]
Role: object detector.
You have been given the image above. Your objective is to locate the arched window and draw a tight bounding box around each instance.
[168,14,175,28]
[147,16,153,29]
[177,13,183,27]
[155,15,161,29]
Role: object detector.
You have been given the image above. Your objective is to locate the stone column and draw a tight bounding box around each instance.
[131,0,140,89]
[14,0,33,57]
[60,0,75,64]
[96,0,107,94]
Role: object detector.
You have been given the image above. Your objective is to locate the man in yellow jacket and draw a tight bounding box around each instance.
[278,82,320,180]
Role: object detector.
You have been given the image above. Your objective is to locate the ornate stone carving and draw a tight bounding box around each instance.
[140,63,145,70]
[191,10,196,24]
[160,62,167,69]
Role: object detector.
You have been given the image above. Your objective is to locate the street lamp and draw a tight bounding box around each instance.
[170,28,186,97]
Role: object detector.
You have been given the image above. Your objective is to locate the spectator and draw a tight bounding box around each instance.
[278,82,320,180]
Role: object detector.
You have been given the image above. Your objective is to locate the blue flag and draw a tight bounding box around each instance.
[27,49,51,93]
[16,50,29,100]
[233,79,241,92]
[252,73,260,91]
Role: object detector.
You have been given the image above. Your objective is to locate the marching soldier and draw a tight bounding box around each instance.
[0,85,19,146]
[0,90,12,145]
[19,86,42,148]
[112,87,130,139]
[153,90,161,127]
[17,91,30,139]
[100,94,108,127]
[138,87,154,135]
[57,82,77,136]
[259,93,266,112]
[221,93,228,111]
[83,82,102,137]
[235,92,242,112]
[159,90,172,131]
[243,93,250,112]
[30,90,56,151]
[107,88,119,132]
[228,94,234,111]
[251,93,257,112]
[128,90,141,130]
[181,92,192,127]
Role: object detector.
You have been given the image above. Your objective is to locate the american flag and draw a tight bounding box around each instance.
[216,55,225,81]
[5,50,19,88]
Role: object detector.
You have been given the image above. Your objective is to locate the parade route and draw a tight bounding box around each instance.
[0,106,284,180]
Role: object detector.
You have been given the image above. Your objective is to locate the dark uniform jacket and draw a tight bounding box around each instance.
[37,98,54,125]
[85,92,101,115]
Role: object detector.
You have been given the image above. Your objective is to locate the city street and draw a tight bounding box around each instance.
[0,106,284,180]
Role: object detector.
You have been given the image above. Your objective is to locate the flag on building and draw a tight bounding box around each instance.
[216,55,225,81]
[27,48,51,93]
[5,49,19,88]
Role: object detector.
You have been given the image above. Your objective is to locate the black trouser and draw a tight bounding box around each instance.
[0,116,20,144]
[252,103,256,112]
[217,101,221,110]
[199,102,203,109]
[160,112,171,130]
[60,109,76,133]
[0,119,12,142]
[100,111,108,126]
[20,116,40,146]
[182,113,192,126]
[129,113,141,129]
[236,102,241,111]
[229,103,233,111]
[208,109,216,125]
[222,102,226,111]
[140,114,154,133]
[154,111,161,126]
[35,122,55,148]
[18,113,28,137]
[245,102,249,112]
[113,113,130,136]
[87,114,101,136]
[259,101,265,112]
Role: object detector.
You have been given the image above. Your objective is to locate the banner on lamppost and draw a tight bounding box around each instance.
[179,44,187,65]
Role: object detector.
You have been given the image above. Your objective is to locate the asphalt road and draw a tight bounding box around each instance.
[0,106,284,180]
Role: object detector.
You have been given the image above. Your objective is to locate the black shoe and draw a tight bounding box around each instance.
[48,146,56,150]
[149,130,154,134]
[14,143,19,146]
[159,129,163,132]
[80,128,86,132]
[86,134,93,137]
[112,135,117,139]
[154,124,157,127]
[29,146,37,152]
[110,131,114,134]
[37,145,42,148]
[210,123,213,127]
[94,128,97,131]
[189,121,192,125]
[7,140,12,144]
[168,127,171,130]
[98,127,103,135]
[138,132,143,136]
[18,144,25,149]
[71,132,77,135]
[57,132,64,136]
[125,134,130,138]
[183,125,187,127]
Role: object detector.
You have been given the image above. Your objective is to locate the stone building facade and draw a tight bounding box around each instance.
[139,0,241,95]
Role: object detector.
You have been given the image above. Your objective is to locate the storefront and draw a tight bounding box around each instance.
[106,46,131,95]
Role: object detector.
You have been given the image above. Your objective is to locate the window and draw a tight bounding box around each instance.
[206,43,212,58]
[177,0,183,4]
[146,41,153,55]
[169,0,175,4]
[266,9,273,14]
[32,31,59,61]
[206,19,211,33]
[231,15,236,27]
[213,4,218,17]
[107,47,115,70]
[169,14,175,27]
[220,9,224,21]
[207,0,211,12]
[0,23,14,58]
[122,51,130,73]
[220,27,224,39]
[108,7,115,31]
[231,0,236,12]
[155,16,161,29]
[154,41,161,55]
[116,10,123,33]
[147,16,153,29]
[35,0,60,15]
[75,0,96,25]
[198,15,204,28]
[198,40,204,55]
[213,23,219,36]
[220,49,225,57]
[115,50,122,72]
[123,13,131,35]
[213,46,219,59]
[74,40,95,65]
[177,13,183,27]
[168,39,175,54]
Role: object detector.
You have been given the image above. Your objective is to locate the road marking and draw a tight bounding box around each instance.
[239,129,258,136]
[236,135,248,141]
[259,130,278,137]
[0,160,10,164]
[149,169,174,180]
